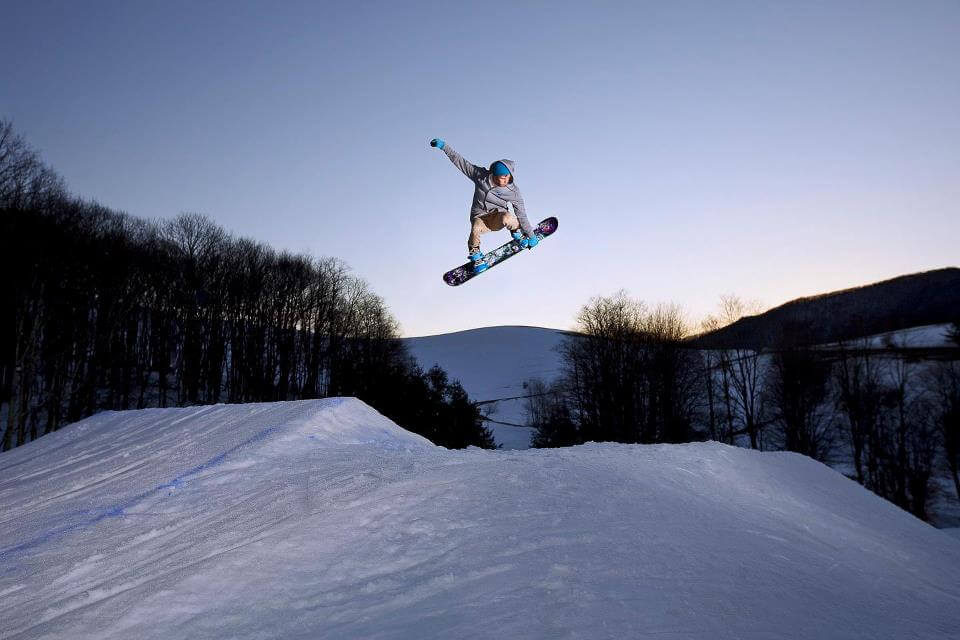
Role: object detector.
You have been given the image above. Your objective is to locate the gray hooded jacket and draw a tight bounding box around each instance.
[441,144,535,237]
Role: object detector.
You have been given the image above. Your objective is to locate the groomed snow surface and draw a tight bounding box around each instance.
[2,399,959,639]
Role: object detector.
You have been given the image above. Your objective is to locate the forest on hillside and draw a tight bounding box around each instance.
[0,120,493,451]
[693,269,960,349]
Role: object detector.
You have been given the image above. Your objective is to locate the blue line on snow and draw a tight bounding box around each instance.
[0,424,283,562]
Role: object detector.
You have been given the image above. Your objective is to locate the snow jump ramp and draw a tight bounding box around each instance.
[1,398,958,639]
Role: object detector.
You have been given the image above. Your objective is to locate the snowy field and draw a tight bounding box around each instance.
[819,323,956,349]
[404,326,569,448]
[2,399,959,639]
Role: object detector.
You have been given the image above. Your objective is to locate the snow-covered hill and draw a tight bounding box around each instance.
[405,324,959,450]
[404,326,570,448]
[818,323,957,349]
[2,399,959,639]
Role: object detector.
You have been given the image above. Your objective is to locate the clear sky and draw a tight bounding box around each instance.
[3,0,958,336]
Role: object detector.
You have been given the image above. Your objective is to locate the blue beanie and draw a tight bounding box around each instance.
[491,161,511,176]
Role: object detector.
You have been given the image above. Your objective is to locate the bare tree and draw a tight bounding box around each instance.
[877,339,940,519]
[767,346,834,461]
[555,292,703,445]
[0,119,65,209]
[835,339,885,484]
[561,291,650,443]
[929,360,960,505]
[642,303,701,443]
[528,377,578,448]
[704,295,768,448]
[698,315,727,442]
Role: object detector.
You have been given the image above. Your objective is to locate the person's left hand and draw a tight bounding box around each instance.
[523,235,539,249]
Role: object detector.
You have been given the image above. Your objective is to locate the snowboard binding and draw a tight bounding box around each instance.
[469,251,489,274]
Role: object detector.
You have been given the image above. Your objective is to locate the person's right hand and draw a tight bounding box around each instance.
[430,138,445,149]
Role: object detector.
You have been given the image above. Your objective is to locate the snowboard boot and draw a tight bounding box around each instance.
[469,250,488,274]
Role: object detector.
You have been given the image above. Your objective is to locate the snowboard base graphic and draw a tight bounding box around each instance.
[442,217,558,286]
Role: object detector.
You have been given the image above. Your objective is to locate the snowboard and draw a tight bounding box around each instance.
[443,217,558,286]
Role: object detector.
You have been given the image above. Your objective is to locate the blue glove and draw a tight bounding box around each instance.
[522,235,539,249]
[430,138,445,149]
[511,230,524,242]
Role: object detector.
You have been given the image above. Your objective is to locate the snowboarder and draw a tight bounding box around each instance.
[430,138,539,273]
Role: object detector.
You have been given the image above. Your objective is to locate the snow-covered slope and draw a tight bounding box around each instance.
[2,399,959,639]
[405,324,959,450]
[818,323,957,349]
[404,326,570,448]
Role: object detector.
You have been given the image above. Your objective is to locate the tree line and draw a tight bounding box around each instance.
[528,293,700,447]
[528,291,960,521]
[0,119,493,451]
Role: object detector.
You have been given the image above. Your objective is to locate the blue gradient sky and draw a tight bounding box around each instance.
[3,1,958,336]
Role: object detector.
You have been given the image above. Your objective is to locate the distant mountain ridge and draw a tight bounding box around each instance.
[694,267,960,349]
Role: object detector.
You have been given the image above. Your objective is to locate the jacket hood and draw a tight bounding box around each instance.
[489,159,516,184]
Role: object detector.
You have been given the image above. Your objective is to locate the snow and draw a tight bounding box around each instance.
[406,324,959,450]
[404,326,569,448]
[818,323,957,349]
[2,398,960,639]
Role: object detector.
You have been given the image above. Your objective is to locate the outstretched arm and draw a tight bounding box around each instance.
[431,139,483,180]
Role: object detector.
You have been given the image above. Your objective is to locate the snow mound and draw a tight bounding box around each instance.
[2,401,959,639]
[0,398,432,562]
